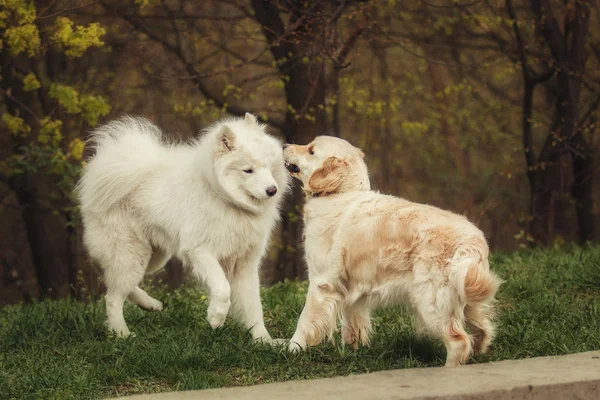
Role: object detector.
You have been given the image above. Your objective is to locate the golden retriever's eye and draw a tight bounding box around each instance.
[243,169,253,174]
[308,146,315,155]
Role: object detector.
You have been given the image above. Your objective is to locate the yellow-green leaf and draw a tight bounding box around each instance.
[80,95,111,126]
[49,83,81,114]
[22,72,40,91]
[68,138,85,161]
[39,117,63,146]
[52,17,106,58]
[4,23,40,56]
[2,113,31,136]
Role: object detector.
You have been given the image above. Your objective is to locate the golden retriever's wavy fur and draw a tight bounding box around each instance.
[283,136,501,367]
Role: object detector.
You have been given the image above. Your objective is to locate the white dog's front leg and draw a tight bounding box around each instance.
[189,250,231,329]
[230,260,274,343]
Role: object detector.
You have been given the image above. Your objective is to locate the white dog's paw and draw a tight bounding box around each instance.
[147,298,163,311]
[207,298,230,329]
[108,323,135,338]
[287,340,305,353]
[138,298,163,312]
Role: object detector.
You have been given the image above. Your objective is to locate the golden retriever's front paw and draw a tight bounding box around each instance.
[287,340,304,353]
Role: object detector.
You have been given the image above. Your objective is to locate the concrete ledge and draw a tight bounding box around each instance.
[123,351,600,400]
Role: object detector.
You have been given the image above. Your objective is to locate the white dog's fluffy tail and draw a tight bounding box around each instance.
[76,116,165,213]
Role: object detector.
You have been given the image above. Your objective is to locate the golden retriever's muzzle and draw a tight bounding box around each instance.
[283,143,301,173]
[285,163,300,173]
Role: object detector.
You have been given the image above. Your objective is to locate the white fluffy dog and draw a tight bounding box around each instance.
[283,136,501,366]
[77,113,289,342]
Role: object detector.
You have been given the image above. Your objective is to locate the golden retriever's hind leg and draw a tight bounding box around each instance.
[441,321,472,367]
[465,303,496,355]
[341,303,372,349]
[413,298,472,367]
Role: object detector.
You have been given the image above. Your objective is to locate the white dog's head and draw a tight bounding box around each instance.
[210,113,289,213]
[282,136,370,197]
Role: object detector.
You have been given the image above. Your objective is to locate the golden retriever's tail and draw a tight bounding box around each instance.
[452,238,502,305]
[463,258,501,303]
[452,242,502,355]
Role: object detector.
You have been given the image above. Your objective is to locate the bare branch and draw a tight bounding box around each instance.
[250,0,298,68]
[530,0,567,60]
[506,0,530,79]
[422,0,482,9]
[577,93,600,133]
[0,88,41,125]
[115,13,248,21]
[37,0,102,20]
[368,13,509,69]
[332,26,364,69]
[103,3,283,129]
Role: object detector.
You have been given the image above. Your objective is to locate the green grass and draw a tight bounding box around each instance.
[2,246,600,399]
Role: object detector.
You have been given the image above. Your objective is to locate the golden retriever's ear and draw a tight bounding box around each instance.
[308,156,349,195]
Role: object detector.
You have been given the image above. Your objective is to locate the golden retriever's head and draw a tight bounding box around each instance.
[282,136,370,197]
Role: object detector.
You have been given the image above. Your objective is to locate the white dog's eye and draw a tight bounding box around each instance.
[308,146,315,155]
[243,169,254,174]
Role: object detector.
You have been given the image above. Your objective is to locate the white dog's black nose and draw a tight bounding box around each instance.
[282,144,289,150]
[266,186,277,197]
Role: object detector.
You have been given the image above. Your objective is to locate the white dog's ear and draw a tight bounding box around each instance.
[217,126,235,153]
[245,112,257,125]
[308,156,349,195]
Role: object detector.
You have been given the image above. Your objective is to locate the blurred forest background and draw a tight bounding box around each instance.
[0,0,598,305]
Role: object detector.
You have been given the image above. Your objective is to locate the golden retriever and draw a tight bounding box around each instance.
[282,136,501,367]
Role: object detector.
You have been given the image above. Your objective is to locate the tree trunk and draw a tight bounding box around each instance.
[1,53,69,299]
[251,0,327,282]
[571,145,594,243]
[570,100,597,244]
[370,37,392,191]
[276,61,326,281]
[424,49,476,219]
[529,153,572,245]
[528,0,591,245]
[12,186,68,299]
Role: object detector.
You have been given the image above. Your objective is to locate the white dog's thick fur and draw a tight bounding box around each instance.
[77,113,289,342]
[283,136,501,367]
